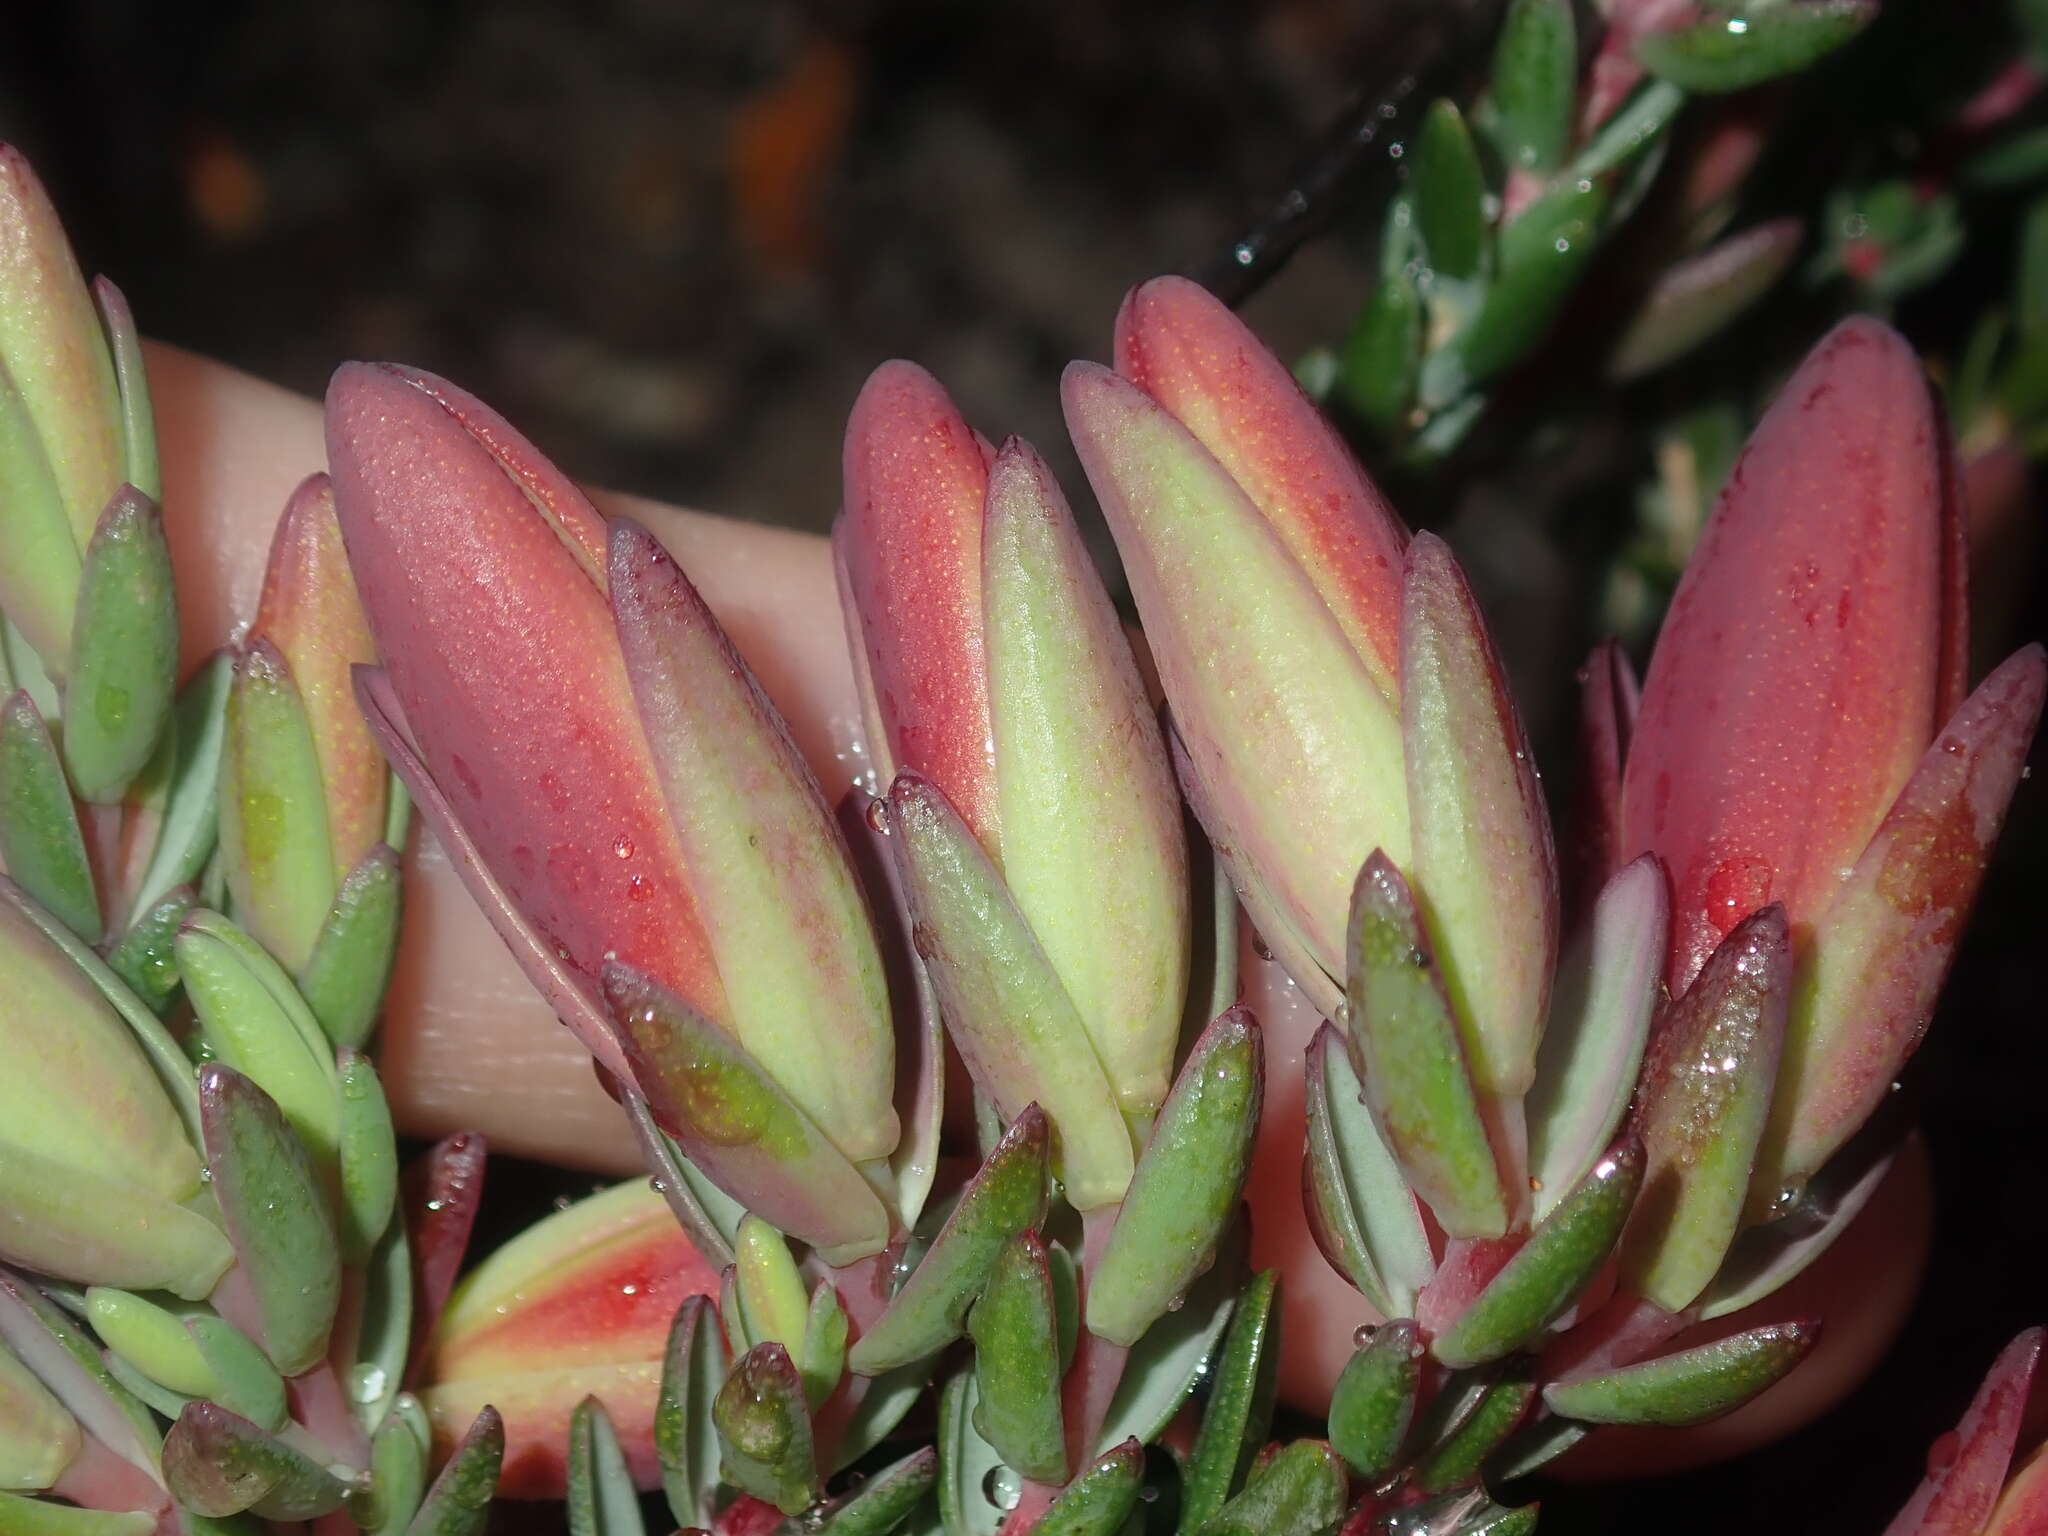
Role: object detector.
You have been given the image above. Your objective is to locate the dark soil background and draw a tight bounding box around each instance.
[4,3,2044,1532]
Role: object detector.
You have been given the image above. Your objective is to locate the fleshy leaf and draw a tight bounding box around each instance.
[1700,1131,1896,1320]
[337,1050,399,1263]
[1180,1269,1280,1529]
[365,1410,427,1536]
[886,772,1133,1211]
[733,1217,811,1371]
[0,692,100,941]
[90,279,156,501]
[1197,1439,1347,1536]
[0,1330,82,1490]
[983,437,1189,1126]
[1525,857,1665,1218]
[198,1065,342,1375]
[299,843,403,1051]
[0,1494,151,1536]
[611,518,897,1164]
[656,1295,728,1531]
[967,1232,1065,1484]
[408,1405,503,1536]
[1413,101,1489,280]
[1095,1221,1246,1452]
[1340,269,1424,437]
[104,887,192,1014]
[1330,1320,1421,1480]
[1621,908,1788,1312]
[1544,1320,1819,1426]
[849,1108,1049,1376]
[602,962,892,1266]
[161,1401,347,1521]
[1033,1438,1143,1536]
[1302,1023,1434,1317]
[1447,178,1609,394]
[122,653,230,928]
[1085,1006,1262,1346]
[1345,853,1510,1240]
[1569,640,1637,916]
[1063,355,1408,988]
[934,1372,1007,1536]
[1635,3,1875,93]
[1415,1370,1537,1493]
[0,1141,228,1300]
[1491,0,1577,173]
[1756,647,2047,1206]
[1884,1328,2042,1536]
[1433,1140,1643,1369]
[1610,219,1804,381]
[567,1396,645,1536]
[814,1444,937,1536]
[1401,531,1558,1106]
[404,1132,487,1374]
[62,487,177,804]
[714,1343,818,1516]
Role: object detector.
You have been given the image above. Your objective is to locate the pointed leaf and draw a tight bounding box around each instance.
[1345,853,1510,1239]
[184,1314,287,1432]
[935,1372,1008,1536]
[366,1410,427,1536]
[1330,1320,1421,1480]
[1086,1007,1262,1345]
[1302,1024,1434,1317]
[887,772,1133,1210]
[1447,179,1609,394]
[338,1051,399,1263]
[1546,1320,1818,1426]
[1340,270,1424,437]
[568,1396,646,1536]
[1035,1439,1143,1536]
[1491,0,1576,172]
[1984,1444,2048,1536]
[1622,908,1788,1312]
[1758,647,2047,1203]
[62,487,177,803]
[300,844,403,1051]
[984,437,1189,1125]
[1198,1439,1347,1536]
[603,962,892,1266]
[0,1332,81,1490]
[1413,101,1488,280]
[403,1133,486,1374]
[1415,1369,1537,1493]
[0,1494,151,1536]
[968,1232,1065,1483]
[1179,1269,1280,1529]
[104,888,192,1014]
[801,1285,848,1412]
[1636,3,1875,93]
[161,1401,346,1520]
[0,692,99,941]
[1611,219,1804,381]
[84,1288,219,1400]
[406,1405,502,1536]
[90,279,155,500]
[1433,1141,1643,1369]
[1884,1328,2041,1536]
[1699,1141,1896,1320]
[1526,857,1665,1219]
[733,1217,811,1367]
[657,1295,728,1531]
[851,1108,1049,1375]
[1095,1221,1246,1452]
[0,1270,160,1484]
[1569,640,1637,915]
[817,1444,938,1536]
[1402,532,1558,1105]
[0,1142,227,1300]
[123,654,230,928]
[198,1065,342,1374]
[715,1343,818,1516]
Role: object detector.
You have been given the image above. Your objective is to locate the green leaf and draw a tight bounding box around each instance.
[84,1287,218,1398]
[91,280,158,501]
[184,1314,288,1433]
[1035,1439,1143,1536]
[124,653,231,927]
[0,691,100,941]
[734,1216,812,1365]
[105,887,193,1013]
[0,1139,230,1301]
[216,641,336,973]
[299,843,402,1050]
[197,1064,342,1375]
[1414,1368,1536,1492]
[1344,854,1509,1239]
[1329,1320,1420,1480]
[1340,271,1423,437]
[1543,1321,1818,1425]
[0,1270,161,1482]
[817,1445,938,1536]
[1432,1139,1643,1369]
[1414,100,1489,280]
[365,1409,428,1536]
[888,772,1135,1210]
[715,1343,818,1516]
[161,1401,347,1521]
[1195,1439,1346,1536]
[179,911,341,1170]
[0,1492,152,1536]
[350,1219,413,1435]
[62,488,177,804]
[337,1051,399,1263]
[1962,128,2048,190]
[1635,3,1875,93]
[968,1232,1066,1483]
[849,1108,1049,1375]
[1491,0,1576,173]
[406,1405,503,1536]
[568,1396,647,1536]
[802,1284,850,1413]
[935,1372,1010,1536]
[1620,908,1787,1312]
[1302,1023,1434,1317]
[1570,79,1685,182]
[1447,179,1608,396]
[1178,1269,1279,1532]
[656,1295,729,1531]
[1095,1221,1246,1453]
[1086,1008,1261,1347]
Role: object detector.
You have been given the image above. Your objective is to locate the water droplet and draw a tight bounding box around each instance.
[1766,1183,1802,1219]
[350,1363,387,1404]
[425,1198,447,1212]
[1352,1324,1379,1349]
[1528,1176,1544,1193]
[865,797,892,835]
[613,835,635,859]
[1164,1293,1186,1313]
[1250,932,1274,962]
[982,1466,1022,1510]
[621,1283,639,1296]
[628,874,652,902]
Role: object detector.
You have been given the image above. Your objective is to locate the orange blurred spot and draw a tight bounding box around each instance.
[186,130,266,241]
[729,37,859,276]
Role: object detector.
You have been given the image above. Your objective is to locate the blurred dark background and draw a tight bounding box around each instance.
[4,3,2044,1533]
